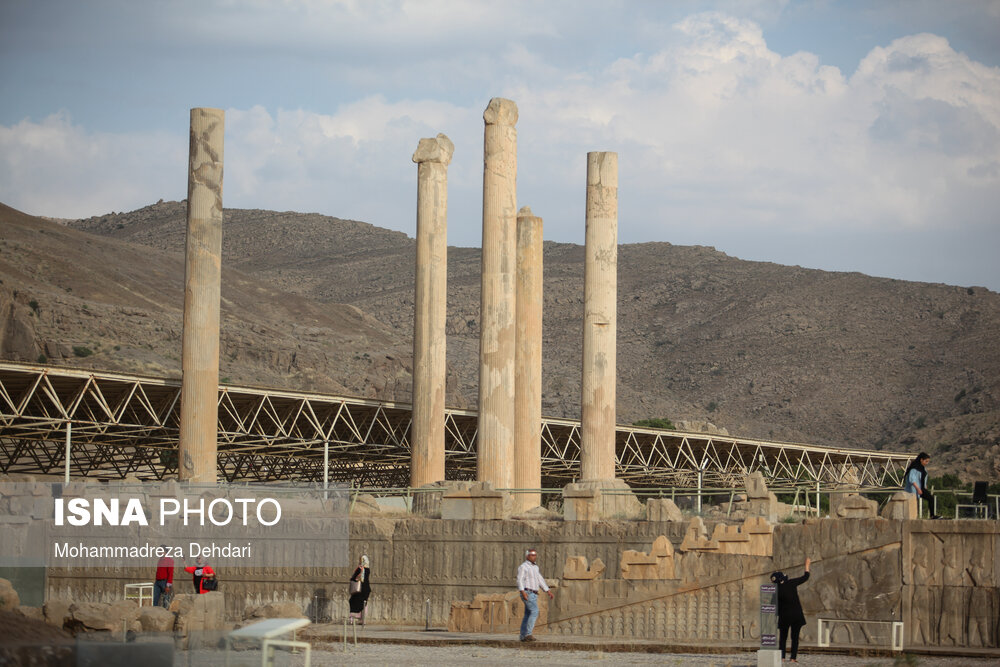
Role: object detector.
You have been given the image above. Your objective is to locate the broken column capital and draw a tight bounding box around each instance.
[412,133,454,165]
[483,97,519,126]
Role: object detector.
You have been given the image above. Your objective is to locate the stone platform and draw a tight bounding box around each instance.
[299,623,1000,660]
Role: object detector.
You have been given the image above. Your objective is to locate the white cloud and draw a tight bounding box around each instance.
[1,10,998,287]
[0,113,183,217]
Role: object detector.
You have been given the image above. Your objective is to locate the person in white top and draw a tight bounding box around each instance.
[517,547,554,641]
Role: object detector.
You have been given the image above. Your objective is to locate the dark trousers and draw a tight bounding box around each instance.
[779,622,803,660]
[919,490,935,516]
[153,579,169,607]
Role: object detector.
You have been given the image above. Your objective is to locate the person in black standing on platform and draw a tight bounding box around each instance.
[772,557,811,663]
[348,554,371,625]
[904,452,941,518]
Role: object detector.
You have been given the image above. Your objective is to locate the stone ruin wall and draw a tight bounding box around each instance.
[46,518,688,626]
[42,516,1000,650]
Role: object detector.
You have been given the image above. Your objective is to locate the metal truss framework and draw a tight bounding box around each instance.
[0,362,912,488]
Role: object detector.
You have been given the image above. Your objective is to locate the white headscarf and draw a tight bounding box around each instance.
[359,554,369,582]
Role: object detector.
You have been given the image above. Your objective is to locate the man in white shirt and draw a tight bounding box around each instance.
[517,547,554,642]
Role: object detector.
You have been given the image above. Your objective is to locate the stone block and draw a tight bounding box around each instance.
[246,601,305,619]
[70,601,116,631]
[831,492,878,519]
[562,479,643,520]
[646,498,683,522]
[171,592,225,646]
[441,482,507,520]
[109,599,142,626]
[680,517,719,552]
[0,577,20,611]
[746,494,779,522]
[621,535,676,580]
[139,606,176,633]
[44,598,73,627]
[563,555,605,580]
[881,492,917,520]
[745,471,770,499]
[758,648,781,666]
[16,605,44,622]
[413,480,472,516]
[563,485,600,522]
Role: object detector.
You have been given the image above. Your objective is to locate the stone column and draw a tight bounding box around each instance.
[179,107,224,484]
[410,134,454,488]
[477,97,518,488]
[514,206,543,511]
[580,151,617,482]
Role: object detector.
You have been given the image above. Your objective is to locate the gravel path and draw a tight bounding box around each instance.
[181,643,1000,667]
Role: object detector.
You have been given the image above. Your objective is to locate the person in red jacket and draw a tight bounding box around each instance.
[185,559,217,594]
[185,557,205,593]
[153,546,174,607]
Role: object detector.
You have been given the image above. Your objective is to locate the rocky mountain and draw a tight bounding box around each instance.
[0,202,416,398]
[2,200,998,480]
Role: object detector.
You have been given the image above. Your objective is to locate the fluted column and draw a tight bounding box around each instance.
[514,206,543,510]
[410,133,454,488]
[580,151,618,481]
[477,97,518,488]
[179,107,225,484]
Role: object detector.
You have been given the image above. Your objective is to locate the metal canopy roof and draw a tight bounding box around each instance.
[0,361,912,488]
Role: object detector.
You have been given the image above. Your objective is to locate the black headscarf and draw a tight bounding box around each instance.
[904,452,929,490]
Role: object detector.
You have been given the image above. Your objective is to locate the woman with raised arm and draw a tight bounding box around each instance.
[348,554,371,625]
[771,556,811,663]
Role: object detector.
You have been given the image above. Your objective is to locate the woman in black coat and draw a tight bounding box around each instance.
[771,556,811,662]
[349,554,371,624]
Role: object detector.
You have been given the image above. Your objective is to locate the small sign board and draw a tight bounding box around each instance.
[760,583,777,647]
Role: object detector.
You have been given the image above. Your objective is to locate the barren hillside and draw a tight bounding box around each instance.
[2,200,997,479]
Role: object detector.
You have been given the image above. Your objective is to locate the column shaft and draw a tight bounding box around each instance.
[514,206,543,510]
[410,134,454,488]
[179,107,225,484]
[477,98,519,488]
[580,152,618,481]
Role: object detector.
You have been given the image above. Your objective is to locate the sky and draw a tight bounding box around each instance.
[1,1,999,290]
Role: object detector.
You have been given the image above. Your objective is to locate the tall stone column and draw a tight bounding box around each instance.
[179,108,224,484]
[514,206,543,511]
[410,133,454,488]
[477,97,518,488]
[580,151,618,482]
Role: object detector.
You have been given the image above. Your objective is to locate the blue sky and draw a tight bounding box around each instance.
[2,1,999,290]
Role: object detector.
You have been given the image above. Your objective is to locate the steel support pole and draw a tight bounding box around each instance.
[64,422,71,484]
[697,469,703,514]
[324,439,329,500]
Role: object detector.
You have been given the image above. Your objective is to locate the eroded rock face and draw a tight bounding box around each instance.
[43,599,72,628]
[0,289,39,361]
[0,578,20,612]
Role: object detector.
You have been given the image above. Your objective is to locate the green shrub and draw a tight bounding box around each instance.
[28,299,39,313]
[37,354,47,363]
[159,449,178,469]
[633,418,675,430]
[72,346,93,358]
